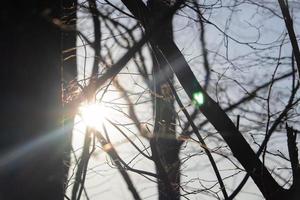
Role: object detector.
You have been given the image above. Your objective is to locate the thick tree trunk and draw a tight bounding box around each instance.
[0,1,76,199]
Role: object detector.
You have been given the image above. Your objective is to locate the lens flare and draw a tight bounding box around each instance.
[193,91,204,106]
[79,103,108,128]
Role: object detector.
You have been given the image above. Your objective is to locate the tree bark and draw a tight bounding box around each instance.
[0,1,76,199]
[149,1,181,199]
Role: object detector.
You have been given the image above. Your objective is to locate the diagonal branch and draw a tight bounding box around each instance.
[168,79,229,199]
[94,129,142,200]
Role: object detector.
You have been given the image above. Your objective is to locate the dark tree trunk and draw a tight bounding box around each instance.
[0,1,76,199]
[149,1,181,199]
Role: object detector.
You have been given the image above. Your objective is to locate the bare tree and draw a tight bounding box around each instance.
[66,0,300,200]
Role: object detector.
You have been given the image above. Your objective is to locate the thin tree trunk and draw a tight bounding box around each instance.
[149,1,181,199]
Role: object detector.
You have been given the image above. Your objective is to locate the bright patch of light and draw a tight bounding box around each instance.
[193,91,204,106]
[79,103,109,129]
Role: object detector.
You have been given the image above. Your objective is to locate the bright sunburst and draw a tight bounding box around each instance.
[78,102,109,129]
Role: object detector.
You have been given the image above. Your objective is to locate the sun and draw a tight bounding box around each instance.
[78,102,109,129]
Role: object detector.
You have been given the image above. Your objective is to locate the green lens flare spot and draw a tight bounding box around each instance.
[193,92,204,106]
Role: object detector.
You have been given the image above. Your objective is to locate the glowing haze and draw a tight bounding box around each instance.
[78,103,109,129]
